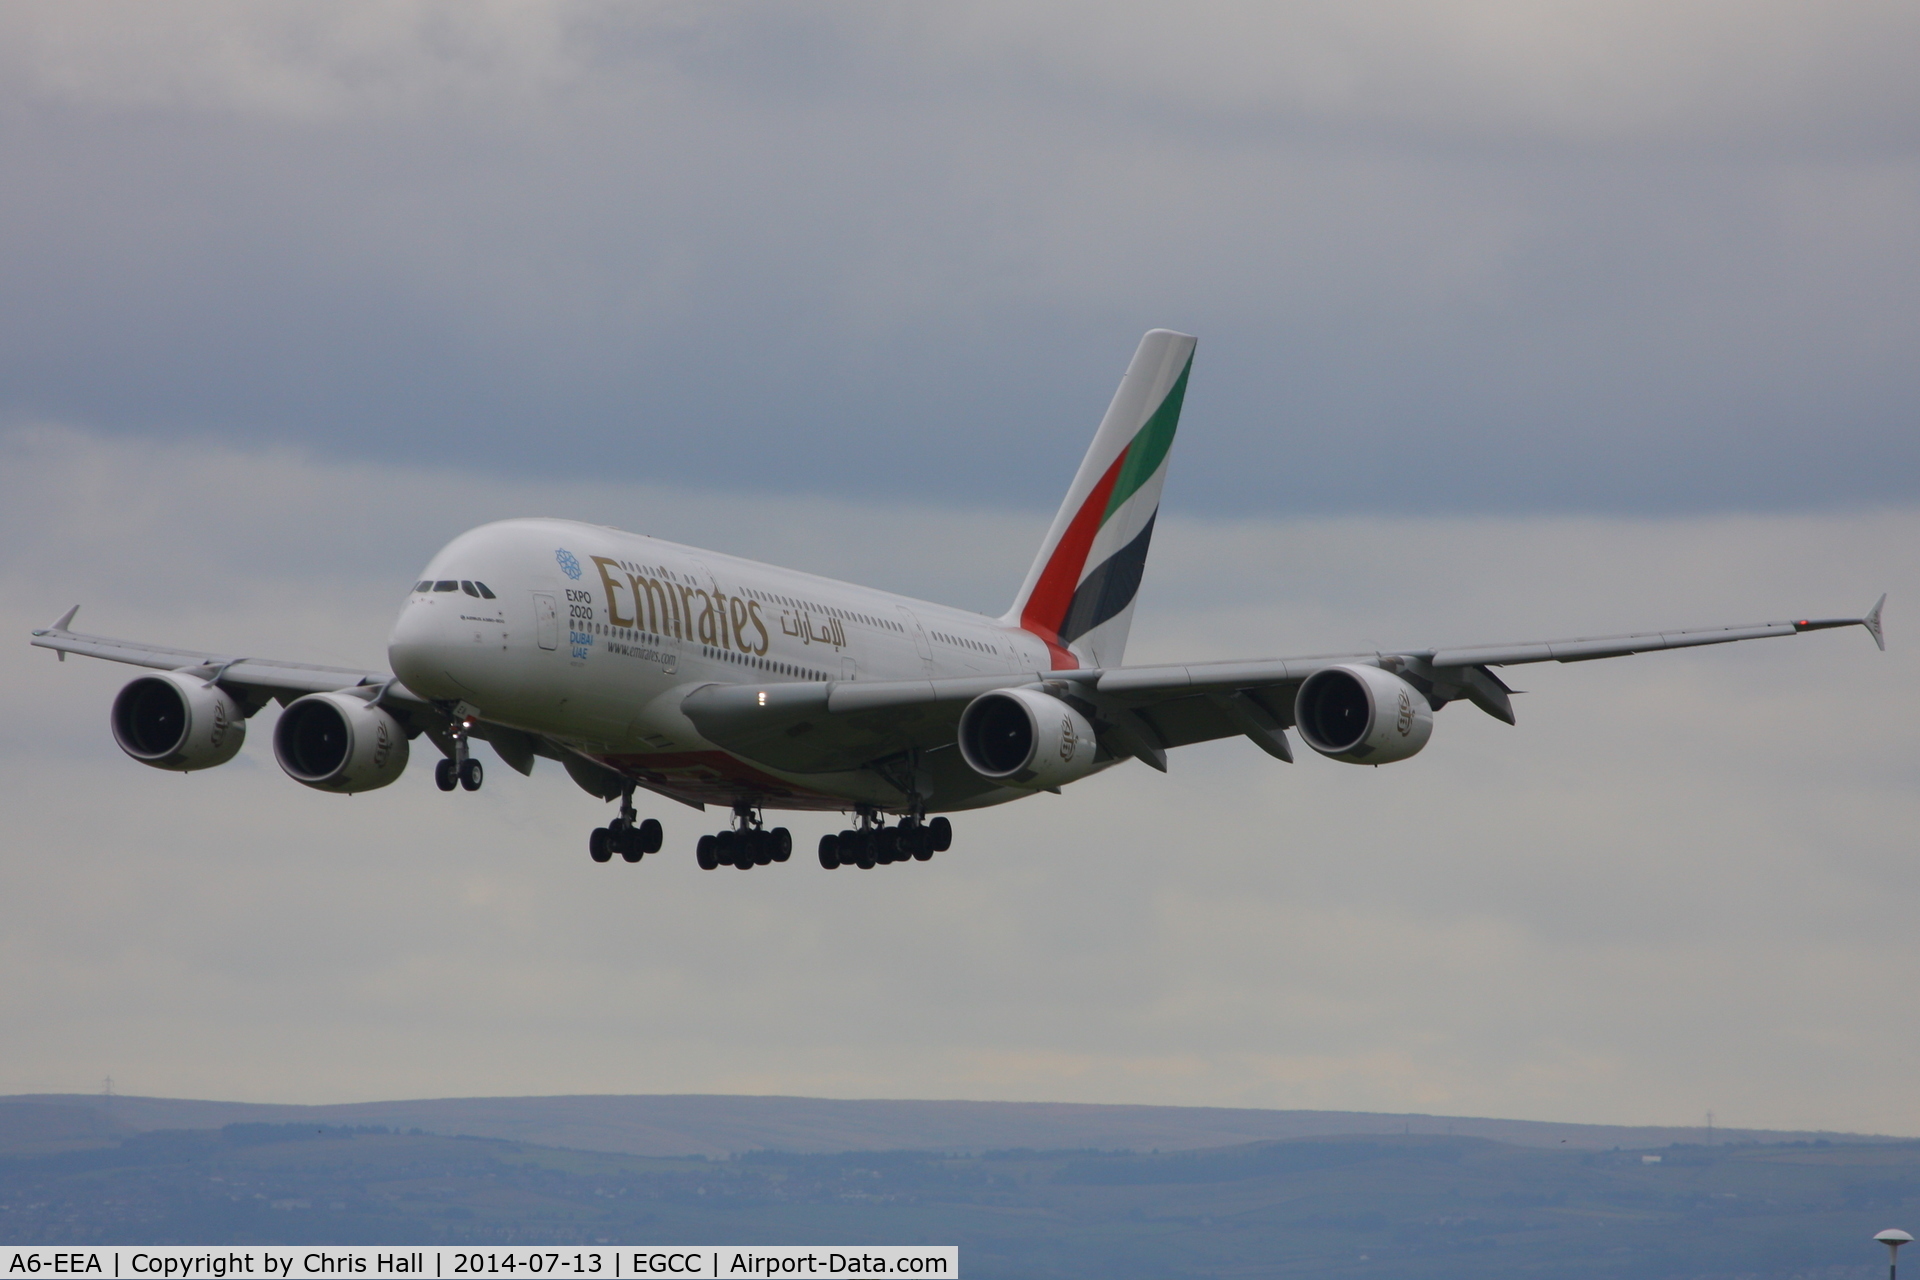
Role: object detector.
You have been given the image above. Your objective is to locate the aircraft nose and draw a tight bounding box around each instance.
[387,597,454,697]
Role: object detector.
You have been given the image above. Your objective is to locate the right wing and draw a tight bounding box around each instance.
[683,598,1886,774]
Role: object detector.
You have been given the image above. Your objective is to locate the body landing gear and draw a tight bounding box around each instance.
[818,813,951,870]
[588,784,662,865]
[696,804,792,871]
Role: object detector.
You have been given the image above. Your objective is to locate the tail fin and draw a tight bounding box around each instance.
[1004,329,1196,670]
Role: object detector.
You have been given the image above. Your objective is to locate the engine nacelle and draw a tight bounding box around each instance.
[272,692,410,793]
[110,672,247,772]
[957,688,1099,789]
[1294,664,1434,764]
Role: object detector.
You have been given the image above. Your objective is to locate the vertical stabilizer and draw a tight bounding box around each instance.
[1004,329,1196,669]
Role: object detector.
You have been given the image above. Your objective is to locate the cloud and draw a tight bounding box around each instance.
[0,4,1916,514]
[2,424,1914,1136]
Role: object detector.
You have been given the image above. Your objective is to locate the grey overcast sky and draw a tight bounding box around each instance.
[2,2,1918,515]
[3,4,1918,1134]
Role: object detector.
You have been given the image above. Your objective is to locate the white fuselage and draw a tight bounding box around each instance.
[387,518,1055,812]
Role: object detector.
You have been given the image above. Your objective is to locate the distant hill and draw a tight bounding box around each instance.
[2,1093,1900,1160]
[4,1119,1916,1276]
[0,1102,140,1157]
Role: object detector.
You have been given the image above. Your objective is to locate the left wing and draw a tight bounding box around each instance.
[682,598,1887,773]
[29,607,401,708]
[30,608,596,783]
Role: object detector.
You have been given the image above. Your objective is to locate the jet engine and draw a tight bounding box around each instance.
[1293,664,1433,764]
[272,692,410,793]
[110,672,247,771]
[957,688,1099,789]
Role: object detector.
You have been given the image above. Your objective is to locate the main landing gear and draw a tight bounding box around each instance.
[695,804,792,871]
[818,813,951,870]
[589,785,663,864]
[435,714,485,792]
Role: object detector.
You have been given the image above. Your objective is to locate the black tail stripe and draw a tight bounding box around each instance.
[1058,511,1157,645]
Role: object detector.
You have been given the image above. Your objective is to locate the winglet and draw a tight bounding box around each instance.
[1864,593,1887,651]
[52,604,79,632]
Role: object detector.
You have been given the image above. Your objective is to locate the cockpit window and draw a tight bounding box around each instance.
[433,580,458,592]
[460,581,479,596]
[414,581,432,592]
[475,582,496,599]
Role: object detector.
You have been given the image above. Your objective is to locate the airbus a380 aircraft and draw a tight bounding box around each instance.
[31,331,1887,872]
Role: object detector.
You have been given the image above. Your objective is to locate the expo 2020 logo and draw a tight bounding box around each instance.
[555,548,583,580]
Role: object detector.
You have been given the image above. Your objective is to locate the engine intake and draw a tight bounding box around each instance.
[273,692,410,793]
[1294,664,1433,764]
[958,688,1099,789]
[110,672,247,771]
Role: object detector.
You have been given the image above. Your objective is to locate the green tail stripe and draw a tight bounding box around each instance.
[1100,355,1192,526]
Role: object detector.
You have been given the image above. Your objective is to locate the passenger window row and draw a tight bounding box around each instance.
[933,630,995,653]
[739,587,903,633]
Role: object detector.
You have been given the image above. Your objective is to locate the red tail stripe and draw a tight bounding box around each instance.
[1020,446,1130,667]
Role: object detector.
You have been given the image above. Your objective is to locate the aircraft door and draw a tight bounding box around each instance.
[898,606,934,672]
[534,593,560,650]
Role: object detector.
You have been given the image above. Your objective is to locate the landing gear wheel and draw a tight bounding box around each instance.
[617,823,643,863]
[771,828,792,863]
[696,834,718,870]
[818,834,841,869]
[435,758,457,792]
[638,818,664,854]
[749,830,773,865]
[929,816,952,852]
[901,826,932,861]
[589,828,613,863]
[715,830,739,867]
[458,758,483,791]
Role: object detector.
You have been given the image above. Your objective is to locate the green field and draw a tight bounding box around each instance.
[2,1120,1911,1277]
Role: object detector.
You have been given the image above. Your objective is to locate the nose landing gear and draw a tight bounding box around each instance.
[435,716,485,792]
[694,803,792,871]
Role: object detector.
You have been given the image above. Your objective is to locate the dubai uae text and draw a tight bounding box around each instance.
[1,1247,957,1279]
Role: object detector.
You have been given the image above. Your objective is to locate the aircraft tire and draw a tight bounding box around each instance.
[620,832,643,863]
[639,818,663,854]
[752,831,774,866]
[589,828,613,863]
[696,834,718,870]
[459,758,484,791]
[818,834,841,869]
[771,828,792,862]
[435,758,457,792]
[929,816,952,852]
[715,830,739,866]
